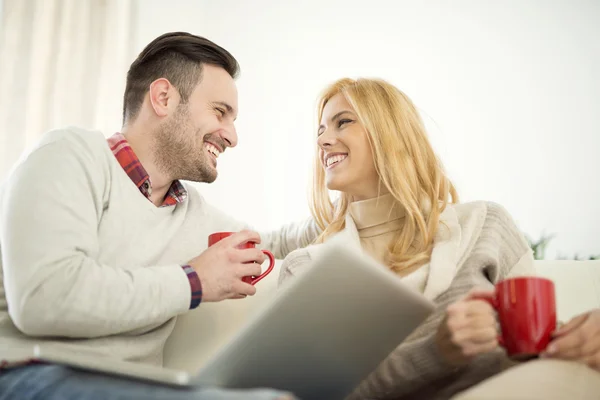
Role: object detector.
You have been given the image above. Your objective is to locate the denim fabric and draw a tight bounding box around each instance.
[0,364,295,400]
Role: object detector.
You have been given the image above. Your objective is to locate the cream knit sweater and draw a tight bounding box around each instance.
[0,127,319,367]
[279,199,535,399]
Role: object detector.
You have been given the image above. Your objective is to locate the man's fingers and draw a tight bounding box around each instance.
[227,230,262,247]
[578,332,600,358]
[545,330,585,359]
[234,248,266,264]
[233,281,257,297]
[581,354,600,371]
[237,262,262,278]
[555,313,589,337]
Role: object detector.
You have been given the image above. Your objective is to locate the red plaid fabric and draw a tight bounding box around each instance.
[107,133,202,309]
[107,133,187,206]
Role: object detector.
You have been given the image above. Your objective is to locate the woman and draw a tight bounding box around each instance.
[278,78,600,399]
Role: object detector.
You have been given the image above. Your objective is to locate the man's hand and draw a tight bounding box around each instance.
[187,230,267,302]
[542,309,600,371]
[435,289,500,366]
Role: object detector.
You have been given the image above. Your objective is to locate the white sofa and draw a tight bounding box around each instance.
[163,260,600,380]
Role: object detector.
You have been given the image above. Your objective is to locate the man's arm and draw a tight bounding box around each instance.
[1,138,190,338]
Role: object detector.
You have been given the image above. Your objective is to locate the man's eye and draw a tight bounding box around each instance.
[338,119,352,128]
[216,108,225,116]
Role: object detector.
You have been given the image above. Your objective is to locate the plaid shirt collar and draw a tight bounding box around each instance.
[107,132,187,207]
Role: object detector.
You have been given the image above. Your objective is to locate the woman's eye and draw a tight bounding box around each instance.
[338,119,352,128]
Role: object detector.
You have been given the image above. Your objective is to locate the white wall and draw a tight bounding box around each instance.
[136,0,600,259]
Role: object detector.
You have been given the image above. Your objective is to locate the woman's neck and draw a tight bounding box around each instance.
[348,193,405,231]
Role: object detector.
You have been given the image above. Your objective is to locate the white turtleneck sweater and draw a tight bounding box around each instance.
[348,194,429,292]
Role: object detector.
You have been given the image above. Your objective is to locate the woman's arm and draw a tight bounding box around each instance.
[347,202,534,399]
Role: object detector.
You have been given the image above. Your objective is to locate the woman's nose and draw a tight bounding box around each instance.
[317,129,336,148]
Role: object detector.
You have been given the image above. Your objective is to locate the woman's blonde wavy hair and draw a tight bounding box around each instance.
[310,78,458,274]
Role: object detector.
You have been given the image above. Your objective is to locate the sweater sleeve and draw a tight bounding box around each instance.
[0,136,190,338]
[259,218,321,259]
[346,202,535,399]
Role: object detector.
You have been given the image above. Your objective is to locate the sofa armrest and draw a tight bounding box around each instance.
[451,359,600,400]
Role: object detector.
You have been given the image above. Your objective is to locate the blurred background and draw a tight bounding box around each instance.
[0,0,598,259]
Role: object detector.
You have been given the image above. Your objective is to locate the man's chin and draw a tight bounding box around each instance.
[182,169,217,184]
[204,173,217,183]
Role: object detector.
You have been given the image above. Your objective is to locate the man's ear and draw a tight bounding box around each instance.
[148,78,178,118]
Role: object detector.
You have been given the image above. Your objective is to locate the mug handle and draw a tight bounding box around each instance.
[249,250,275,285]
[471,292,505,347]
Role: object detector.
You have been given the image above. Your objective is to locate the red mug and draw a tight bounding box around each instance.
[207,232,275,285]
[475,276,556,359]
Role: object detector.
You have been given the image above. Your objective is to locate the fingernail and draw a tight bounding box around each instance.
[554,327,562,335]
[546,344,556,354]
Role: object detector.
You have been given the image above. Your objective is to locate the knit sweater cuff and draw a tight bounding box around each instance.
[416,334,463,380]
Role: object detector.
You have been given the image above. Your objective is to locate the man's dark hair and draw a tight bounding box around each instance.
[122,32,239,123]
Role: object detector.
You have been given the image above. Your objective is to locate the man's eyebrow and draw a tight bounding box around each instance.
[318,110,354,131]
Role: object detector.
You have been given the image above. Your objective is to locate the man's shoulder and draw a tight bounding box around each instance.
[5,127,112,180]
[38,126,109,155]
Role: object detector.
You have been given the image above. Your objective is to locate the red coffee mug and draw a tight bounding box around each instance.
[475,276,556,359]
[208,232,275,285]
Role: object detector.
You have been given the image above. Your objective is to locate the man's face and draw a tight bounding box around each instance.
[154,65,238,183]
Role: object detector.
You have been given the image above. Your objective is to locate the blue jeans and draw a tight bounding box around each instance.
[0,364,296,400]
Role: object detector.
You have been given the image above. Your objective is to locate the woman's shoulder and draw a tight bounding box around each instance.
[450,200,523,237]
[449,200,534,279]
[450,200,512,222]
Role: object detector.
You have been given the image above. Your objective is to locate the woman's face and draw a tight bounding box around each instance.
[317,93,382,200]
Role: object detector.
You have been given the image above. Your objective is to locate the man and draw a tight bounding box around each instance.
[0,32,318,399]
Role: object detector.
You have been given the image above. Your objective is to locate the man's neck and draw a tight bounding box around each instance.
[121,123,173,207]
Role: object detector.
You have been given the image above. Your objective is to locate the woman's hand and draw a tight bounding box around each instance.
[435,289,500,366]
[542,309,600,371]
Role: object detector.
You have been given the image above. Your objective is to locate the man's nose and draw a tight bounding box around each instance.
[220,122,238,148]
